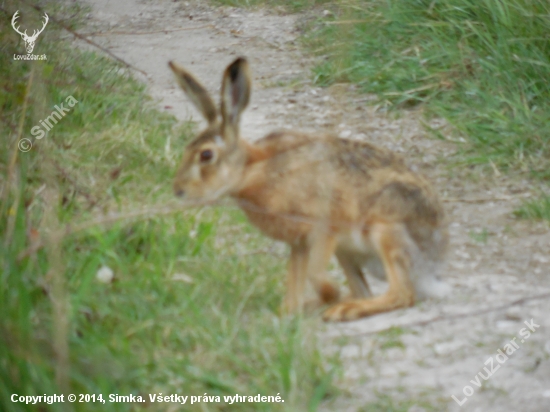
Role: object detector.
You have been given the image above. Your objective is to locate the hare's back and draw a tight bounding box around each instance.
[243,131,445,246]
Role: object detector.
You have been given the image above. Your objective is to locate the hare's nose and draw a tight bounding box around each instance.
[174,188,185,197]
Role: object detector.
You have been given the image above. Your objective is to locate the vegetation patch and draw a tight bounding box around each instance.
[376,326,407,351]
[1,3,334,411]
[303,0,550,217]
[514,195,550,221]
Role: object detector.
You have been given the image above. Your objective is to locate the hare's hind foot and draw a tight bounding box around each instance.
[322,290,415,322]
[323,222,418,322]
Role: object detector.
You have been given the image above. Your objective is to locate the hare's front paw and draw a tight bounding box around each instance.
[281,295,332,317]
[281,297,329,317]
[281,295,302,316]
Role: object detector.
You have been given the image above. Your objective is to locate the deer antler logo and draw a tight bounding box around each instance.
[12,10,49,54]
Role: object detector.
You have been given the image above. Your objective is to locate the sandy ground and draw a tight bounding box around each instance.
[78,1,550,410]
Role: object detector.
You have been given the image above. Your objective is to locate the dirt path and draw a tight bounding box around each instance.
[80,1,550,410]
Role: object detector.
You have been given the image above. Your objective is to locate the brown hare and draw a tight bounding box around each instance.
[169,57,449,322]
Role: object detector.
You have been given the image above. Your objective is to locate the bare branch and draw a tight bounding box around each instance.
[344,291,550,337]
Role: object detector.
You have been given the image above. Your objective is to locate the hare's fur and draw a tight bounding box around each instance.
[169,57,448,322]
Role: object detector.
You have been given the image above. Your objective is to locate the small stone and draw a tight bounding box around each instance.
[533,253,549,263]
[434,340,464,355]
[505,307,523,321]
[96,265,114,283]
[171,273,194,283]
[496,320,518,330]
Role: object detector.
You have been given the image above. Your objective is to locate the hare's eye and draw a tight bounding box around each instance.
[199,149,214,162]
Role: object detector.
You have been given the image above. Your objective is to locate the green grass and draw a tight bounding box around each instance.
[376,327,407,351]
[306,0,550,198]
[468,228,490,244]
[1,3,335,411]
[208,0,550,221]
[514,195,550,221]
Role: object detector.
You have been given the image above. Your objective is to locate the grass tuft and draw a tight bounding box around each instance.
[1,3,335,411]
[514,195,550,221]
[376,326,407,351]
[306,0,550,177]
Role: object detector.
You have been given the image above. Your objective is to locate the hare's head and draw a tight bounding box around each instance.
[169,57,251,200]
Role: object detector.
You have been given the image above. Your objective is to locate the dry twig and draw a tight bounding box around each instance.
[345,291,550,337]
[443,193,531,203]
[20,0,148,76]
[83,25,213,36]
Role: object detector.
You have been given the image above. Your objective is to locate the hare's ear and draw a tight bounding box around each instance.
[169,61,217,124]
[221,57,251,142]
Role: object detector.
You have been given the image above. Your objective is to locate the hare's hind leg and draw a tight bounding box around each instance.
[282,234,340,315]
[335,249,372,299]
[307,234,340,305]
[323,223,415,322]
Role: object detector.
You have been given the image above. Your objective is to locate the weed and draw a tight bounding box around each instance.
[376,327,407,351]
[306,0,550,179]
[469,228,490,244]
[0,3,335,411]
[515,195,550,222]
